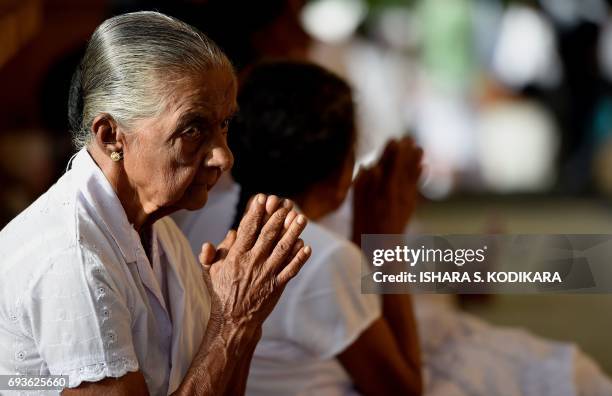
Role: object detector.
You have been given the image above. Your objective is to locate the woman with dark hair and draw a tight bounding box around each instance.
[231,63,357,228]
[211,61,612,396]
[228,61,424,396]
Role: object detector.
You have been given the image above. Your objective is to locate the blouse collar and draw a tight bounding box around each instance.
[70,149,139,263]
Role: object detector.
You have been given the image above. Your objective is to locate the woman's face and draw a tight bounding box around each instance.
[120,68,237,213]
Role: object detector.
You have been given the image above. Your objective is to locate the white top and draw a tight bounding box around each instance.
[245,221,381,396]
[0,149,211,396]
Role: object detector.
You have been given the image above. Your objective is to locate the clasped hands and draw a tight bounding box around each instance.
[198,194,310,332]
[353,136,424,244]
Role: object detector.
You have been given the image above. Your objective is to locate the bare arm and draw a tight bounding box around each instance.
[220,325,261,396]
[337,317,423,396]
[345,139,424,395]
[381,294,422,379]
[61,372,148,396]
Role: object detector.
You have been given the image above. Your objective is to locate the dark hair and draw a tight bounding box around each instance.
[230,61,356,227]
[67,61,84,134]
[195,0,297,69]
[112,0,302,70]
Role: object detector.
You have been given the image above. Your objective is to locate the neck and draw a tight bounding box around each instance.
[293,188,336,221]
[87,146,161,232]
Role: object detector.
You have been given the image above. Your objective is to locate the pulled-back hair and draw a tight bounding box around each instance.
[230,61,356,226]
[68,11,232,149]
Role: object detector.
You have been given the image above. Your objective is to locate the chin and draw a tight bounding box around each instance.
[187,197,209,211]
[180,190,209,211]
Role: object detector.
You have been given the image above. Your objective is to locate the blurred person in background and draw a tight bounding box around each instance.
[0,12,312,395]
[229,61,423,396]
[538,0,612,193]
[204,60,610,396]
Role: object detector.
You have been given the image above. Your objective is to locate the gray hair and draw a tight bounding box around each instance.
[69,11,232,149]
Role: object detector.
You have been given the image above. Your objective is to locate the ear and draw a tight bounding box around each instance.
[91,114,124,155]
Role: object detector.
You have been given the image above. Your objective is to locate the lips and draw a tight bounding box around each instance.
[193,171,220,191]
[207,169,221,190]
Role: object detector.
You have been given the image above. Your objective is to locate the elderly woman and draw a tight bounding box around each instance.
[0,12,311,396]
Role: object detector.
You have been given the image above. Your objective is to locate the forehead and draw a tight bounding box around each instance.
[165,68,238,122]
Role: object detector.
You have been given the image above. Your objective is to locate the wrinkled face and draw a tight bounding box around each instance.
[120,68,237,212]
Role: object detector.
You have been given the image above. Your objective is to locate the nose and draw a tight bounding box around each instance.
[206,142,234,173]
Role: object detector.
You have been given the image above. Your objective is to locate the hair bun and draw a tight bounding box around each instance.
[67,62,84,132]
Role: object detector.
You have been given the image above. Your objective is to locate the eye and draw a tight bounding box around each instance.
[182,127,202,140]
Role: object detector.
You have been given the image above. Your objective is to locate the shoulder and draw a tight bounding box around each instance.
[277,220,366,306]
[1,171,78,257]
[0,170,128,323]
[303,221,360,255]
[299,221,363,278]
[0,172,79,298]
[0,168,119,264]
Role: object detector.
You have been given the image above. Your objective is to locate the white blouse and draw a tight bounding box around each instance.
[245,221,381,396]
[0,149,211,395]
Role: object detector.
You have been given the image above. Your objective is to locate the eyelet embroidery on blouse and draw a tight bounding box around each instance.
[105,330,117,345]
[101,306,111,322]
[69,357,139,388]
[14,350,26,361]
[95,285,106,300]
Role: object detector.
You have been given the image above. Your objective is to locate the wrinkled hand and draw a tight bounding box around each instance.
[198,194,311,330]
[352,137,423,244]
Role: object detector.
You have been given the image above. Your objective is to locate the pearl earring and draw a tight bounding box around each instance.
[110,151,123,162]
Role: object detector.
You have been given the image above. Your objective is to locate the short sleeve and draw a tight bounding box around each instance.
[284,241,382,359]
[22,246,139,388]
